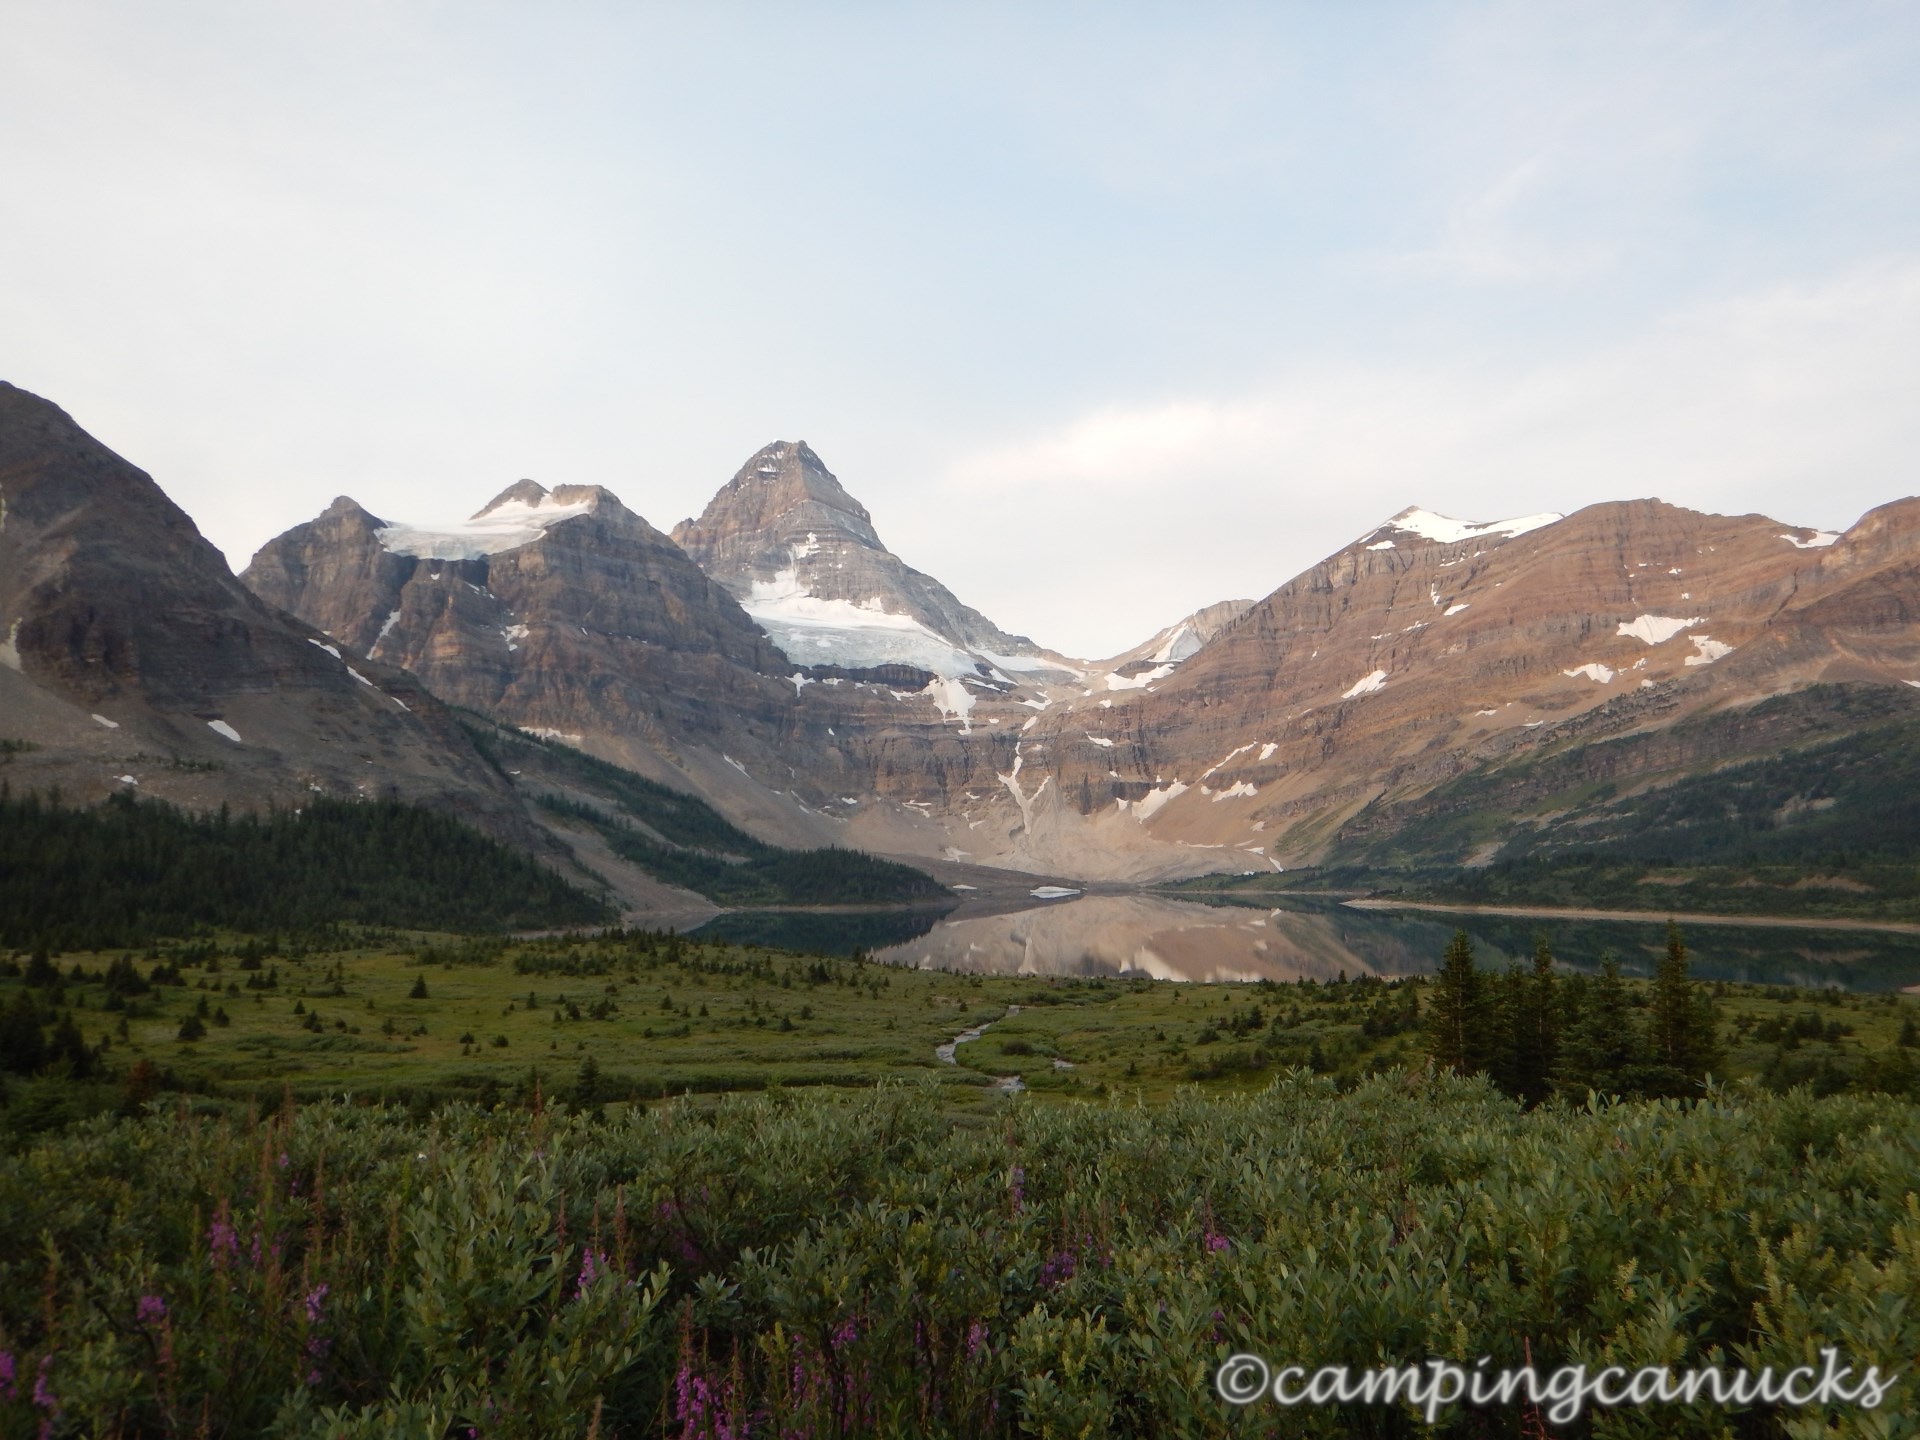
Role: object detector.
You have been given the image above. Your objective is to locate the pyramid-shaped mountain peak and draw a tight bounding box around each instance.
[473,479,552,517]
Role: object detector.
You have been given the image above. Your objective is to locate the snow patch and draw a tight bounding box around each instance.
[307,638,342,660]
[1379,507,1563,545]
[1341,669,1389,699]
[1684,636,1734,666]
[1132,780,1189,822]
[376,493,595,560]
[372,609,403,651]
[1365,540,1394,551]
[1105,663,1176,690]
[1563,663,1615,684]
[91,713,120,729]
[790,672,812,695]
[1617,614,1704,646]
[722,754,749,774]
[0,620,19,671]
[1084,733,1115,748]
[1781,531,1841,549]
[1443,603,1470,617]
[526,728,584,746]
[345,667,373,687]
[922,676,977,732]
[1258,742,1277,761]
[1212,781,1258,801]
[207,720,242,744]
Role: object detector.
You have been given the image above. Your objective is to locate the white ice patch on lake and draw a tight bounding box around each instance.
[376,494,594,560]
[1617,614,1704,645]
[1341,669,1389,699]
[207,720,242,743]
[1029,886,1080,899]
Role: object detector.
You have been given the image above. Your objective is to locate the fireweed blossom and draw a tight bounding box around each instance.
[207,1202,240,1270]
[136,1295,167,1325]
[303,1284,331,1385]
[0,1351,14,1401]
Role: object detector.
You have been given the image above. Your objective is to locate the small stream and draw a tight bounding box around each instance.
[936,1005,1025,1092]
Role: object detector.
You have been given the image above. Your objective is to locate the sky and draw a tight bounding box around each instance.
[5,2,1920,658]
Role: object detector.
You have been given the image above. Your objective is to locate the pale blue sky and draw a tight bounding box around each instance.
[5,2,1919,655]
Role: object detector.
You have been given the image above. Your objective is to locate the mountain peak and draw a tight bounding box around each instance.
[474,479,551,517]
[1365,506,1565,548]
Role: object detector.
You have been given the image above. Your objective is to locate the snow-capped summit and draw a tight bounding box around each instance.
[373,481,612,561]
[1362,506,1564,549]
[673,442,1076,681]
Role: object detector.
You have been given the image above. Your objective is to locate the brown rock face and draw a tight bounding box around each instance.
[0,381,528,838]
[1010,498,1920,867]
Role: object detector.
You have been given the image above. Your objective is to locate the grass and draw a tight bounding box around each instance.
[7,931,1918,1141]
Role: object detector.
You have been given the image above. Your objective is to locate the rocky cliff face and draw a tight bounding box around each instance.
[0,381,530,840]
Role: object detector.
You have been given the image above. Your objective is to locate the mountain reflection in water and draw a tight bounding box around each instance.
[693,892,1920,992]
[871,895,1427,984]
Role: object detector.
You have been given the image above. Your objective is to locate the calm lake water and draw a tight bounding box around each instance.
[689,892,1920,992]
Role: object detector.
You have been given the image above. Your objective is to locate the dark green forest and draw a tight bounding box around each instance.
[0,789,609,948]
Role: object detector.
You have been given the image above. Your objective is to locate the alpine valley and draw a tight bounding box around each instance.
[9,379,1920,917]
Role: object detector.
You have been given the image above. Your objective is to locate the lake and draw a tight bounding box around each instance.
[690,891,1920,992]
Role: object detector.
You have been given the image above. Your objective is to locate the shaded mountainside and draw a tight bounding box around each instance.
[0,382,534,845]
[460,718,947,907]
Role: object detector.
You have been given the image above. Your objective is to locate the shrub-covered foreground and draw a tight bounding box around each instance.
[2,1077,1917,1437]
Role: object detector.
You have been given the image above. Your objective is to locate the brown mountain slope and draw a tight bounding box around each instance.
[1007,497,1920,869]
[0,381,532,841]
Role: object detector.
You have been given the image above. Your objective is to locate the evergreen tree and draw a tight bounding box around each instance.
[1426,931,1495,1077]
[1649,921,1721,1090]
[1558,952,1648,1099]
[0,990,47,1075]
[1500,933,1560,1107]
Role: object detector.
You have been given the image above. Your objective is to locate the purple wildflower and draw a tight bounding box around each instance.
[137,1294,167,1325]
[0,1351,13,1401]
[1038,1250,1077,1288]
[277,1151,291,1169]
[207,1202,240,1270]
[1204,1230,1231,1254]
[964,1321,989,1360]
[1009,1165,1025,1214]
[575,1248,607,1300]
[304,1283,329,1325]
[32,1356,56,1410]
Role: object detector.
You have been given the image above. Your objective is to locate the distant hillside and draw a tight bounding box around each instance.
[461,720,947,907]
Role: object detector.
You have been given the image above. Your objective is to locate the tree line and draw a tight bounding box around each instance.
[1427,921,1723,1104]
[0,788,611,949]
